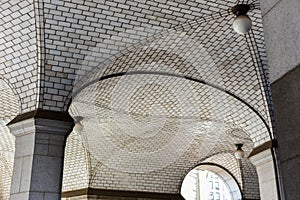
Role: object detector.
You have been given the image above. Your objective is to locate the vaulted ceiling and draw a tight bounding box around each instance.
[1,0,272,198]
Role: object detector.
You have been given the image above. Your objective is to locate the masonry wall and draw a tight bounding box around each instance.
[260,0,300,199]
[271,65,300,200]
[260,0,300,83]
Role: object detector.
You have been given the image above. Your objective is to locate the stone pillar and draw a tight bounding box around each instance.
[8,110,74,200]
[271,65,300,200]
[249,148,279,200]
[259,0,300,198]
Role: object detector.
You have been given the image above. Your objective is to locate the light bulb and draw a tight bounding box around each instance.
[234,149,245,159]
[234,143,245,159]
[74,122,83,132]
[233,15,252,34]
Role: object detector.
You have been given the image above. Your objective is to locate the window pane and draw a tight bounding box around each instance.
[215,181,219,190]
[209,192,214,200]
[209,181,213,189]
[215,192,220,200]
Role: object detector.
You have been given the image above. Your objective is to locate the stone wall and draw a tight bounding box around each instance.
[260,0,300,199]
[260,0,300,83]
[271,65,300,200]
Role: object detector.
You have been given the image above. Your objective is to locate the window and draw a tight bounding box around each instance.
[215,192,220,200]
[181,168,241,200]
[209,181,213,189]
[215,181,219,190]
[209,192,214,200]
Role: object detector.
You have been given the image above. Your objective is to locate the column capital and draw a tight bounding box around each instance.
[8,109,73,125]
[8,109,74,137]
[248,141,280,200]
[248,139,277,157]
[62,188,185,200]
[248,139,277,166]
[249,149,273,167]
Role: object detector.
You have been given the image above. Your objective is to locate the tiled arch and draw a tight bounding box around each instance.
[0,80,19,200]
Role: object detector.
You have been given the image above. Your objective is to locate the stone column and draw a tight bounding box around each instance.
[8,110,74,200]
[249,147,280,200]
[260,0,300,198]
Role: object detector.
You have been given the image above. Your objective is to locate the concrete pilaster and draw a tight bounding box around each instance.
[8,111,74,200]
[249,149,279,200]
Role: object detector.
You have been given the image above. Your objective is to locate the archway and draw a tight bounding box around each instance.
[181,164,242,200]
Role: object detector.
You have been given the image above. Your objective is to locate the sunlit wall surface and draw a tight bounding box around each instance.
[181,169,233,200]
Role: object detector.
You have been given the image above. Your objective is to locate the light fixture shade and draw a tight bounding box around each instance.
[74,122,83,132]
[233,15,252,34]
[234,149,245,159]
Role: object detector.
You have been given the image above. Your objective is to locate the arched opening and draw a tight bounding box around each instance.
[181,164,242,200]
